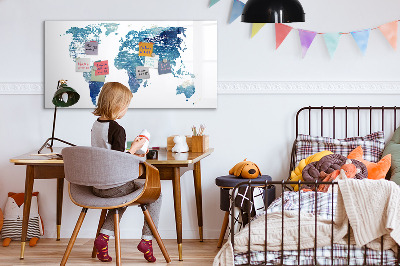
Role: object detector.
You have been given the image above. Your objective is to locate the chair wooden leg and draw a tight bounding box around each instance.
[114,210,121,266]
[217,211,230,248]
[60,208,88,266]
[141,205,171,263]
[91,209,108,258]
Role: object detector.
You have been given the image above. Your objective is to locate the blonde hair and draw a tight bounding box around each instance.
[93,82,132,120]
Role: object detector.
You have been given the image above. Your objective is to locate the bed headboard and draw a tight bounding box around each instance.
[290,106,400,178]
[295,106,400,138]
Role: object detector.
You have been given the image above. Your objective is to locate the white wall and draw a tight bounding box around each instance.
[1,0,400,239]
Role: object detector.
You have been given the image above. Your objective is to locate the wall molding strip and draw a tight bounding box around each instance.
[1,81,400,95]
[217,81,400,94]
[0,83,44,94]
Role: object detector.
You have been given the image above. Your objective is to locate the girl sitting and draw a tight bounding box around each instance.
[91,82,161,263]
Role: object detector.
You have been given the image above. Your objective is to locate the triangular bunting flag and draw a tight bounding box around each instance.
[378,21,398,50]
[298,29,317,58]
[275,23,293,49]
[351,29,370,55]
[209,0,220,7]
[251,23,266,38]
[229,0,245,24]
[323,33,341,58]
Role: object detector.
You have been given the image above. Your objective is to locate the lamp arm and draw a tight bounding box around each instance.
[50,80,61,148]
[38,104,75,154]
[37,138,76,154]
[50,105,57,148]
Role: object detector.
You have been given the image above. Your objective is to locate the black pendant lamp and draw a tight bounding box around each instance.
[241,0,305,23]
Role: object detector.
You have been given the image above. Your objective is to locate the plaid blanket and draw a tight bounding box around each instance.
[234,191,397,265]
[266,190,336,220]
[234,244,397,265]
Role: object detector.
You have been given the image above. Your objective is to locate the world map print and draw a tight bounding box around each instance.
[45,21,217,108]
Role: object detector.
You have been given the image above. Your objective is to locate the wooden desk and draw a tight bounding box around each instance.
[10,147,213,261]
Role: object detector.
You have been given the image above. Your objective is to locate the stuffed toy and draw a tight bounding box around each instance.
[1,192,44,247]
[172,135,189,153]
[229,159,261,179]
[348,146,391,180]
[289,150,333,191]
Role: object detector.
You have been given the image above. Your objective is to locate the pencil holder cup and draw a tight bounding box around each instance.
[191,135,209,153]
[146,150,158,160]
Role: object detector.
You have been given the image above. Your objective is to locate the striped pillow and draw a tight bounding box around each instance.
[294,131,385,167]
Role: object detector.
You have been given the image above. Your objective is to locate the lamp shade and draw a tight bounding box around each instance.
[52,84,80,107]
[241,0,305,23]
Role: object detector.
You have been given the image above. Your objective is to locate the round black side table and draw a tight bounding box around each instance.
[215,175,275,248]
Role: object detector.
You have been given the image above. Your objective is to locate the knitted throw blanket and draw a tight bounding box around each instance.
[335,178,400,251]
[213,211,340,266]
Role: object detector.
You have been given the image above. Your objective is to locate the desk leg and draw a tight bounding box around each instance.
[193,161,203,242]
[56,178,64,241]
[20,165,35,259]
[172,167,183,261]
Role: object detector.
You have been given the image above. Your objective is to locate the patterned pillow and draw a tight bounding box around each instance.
[294,131,385,166]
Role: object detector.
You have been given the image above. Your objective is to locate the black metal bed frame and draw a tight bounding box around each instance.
[230,106,400,266]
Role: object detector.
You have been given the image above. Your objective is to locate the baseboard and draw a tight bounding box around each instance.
[2,81,400,95]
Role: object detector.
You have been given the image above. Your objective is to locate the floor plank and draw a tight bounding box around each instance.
[0,239,221,265]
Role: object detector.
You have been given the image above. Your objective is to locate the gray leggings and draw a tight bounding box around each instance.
[92,180,162,240]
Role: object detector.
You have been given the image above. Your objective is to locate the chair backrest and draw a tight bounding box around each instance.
[62,146,145,187]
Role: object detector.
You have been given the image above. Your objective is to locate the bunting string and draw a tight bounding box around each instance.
[284,20,400,35]
[209,0,399,58]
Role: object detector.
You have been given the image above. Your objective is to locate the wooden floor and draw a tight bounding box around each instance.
[0,239,221,265]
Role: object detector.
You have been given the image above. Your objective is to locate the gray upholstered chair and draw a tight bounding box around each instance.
[60,146,171,265]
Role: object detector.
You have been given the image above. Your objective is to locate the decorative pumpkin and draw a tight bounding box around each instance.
[229,159,261,179]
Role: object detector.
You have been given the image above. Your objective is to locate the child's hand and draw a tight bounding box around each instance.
[134,149,149,157]
[129,137,147,154]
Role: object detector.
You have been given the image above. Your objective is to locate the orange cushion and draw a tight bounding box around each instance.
[347,146,391,180]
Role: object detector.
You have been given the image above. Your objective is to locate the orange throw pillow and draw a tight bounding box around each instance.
[347,146,391,180]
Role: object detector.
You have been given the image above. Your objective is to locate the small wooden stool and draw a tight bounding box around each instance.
[215,175,275,248]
